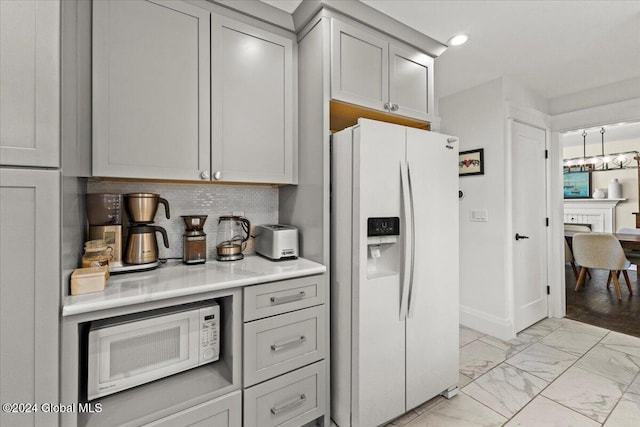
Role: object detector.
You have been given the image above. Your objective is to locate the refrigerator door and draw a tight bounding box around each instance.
[404,128,459,409]
[352,119,407,426]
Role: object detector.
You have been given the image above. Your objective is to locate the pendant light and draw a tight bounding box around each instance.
[563,125,639,173]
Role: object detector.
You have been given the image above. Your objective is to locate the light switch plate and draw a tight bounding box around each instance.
[470,209,488,222]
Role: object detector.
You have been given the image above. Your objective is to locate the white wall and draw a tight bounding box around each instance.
[439,78,512,338]
[563,137,639,230]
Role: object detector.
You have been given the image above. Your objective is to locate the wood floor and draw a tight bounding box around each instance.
[565,265,640,337]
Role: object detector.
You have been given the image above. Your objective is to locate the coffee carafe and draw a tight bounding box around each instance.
[215,216,250,261]
[122,193,171,267]
[182,215,207,265]
[124,225,169,265]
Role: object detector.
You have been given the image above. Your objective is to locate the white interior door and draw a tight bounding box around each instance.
[512,121,548,332]
[405,128,459,409]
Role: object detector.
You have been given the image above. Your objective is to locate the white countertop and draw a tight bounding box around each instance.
[62,256,326,317]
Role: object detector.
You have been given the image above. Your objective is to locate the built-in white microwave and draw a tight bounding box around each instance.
[87,301,220,400]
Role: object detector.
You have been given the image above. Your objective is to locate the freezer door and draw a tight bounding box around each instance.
[404,128,459,409]
[352,119,407,427]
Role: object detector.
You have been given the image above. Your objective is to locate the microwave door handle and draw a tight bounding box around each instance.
[407,162,417,319]
[399,161,412,321]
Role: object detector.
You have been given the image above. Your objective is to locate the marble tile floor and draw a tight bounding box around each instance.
[386,318,640,427]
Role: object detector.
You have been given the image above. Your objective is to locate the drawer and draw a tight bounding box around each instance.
[244,305,325,386]
[145,390,241,427]
[244,275,325,321]
[244,361,326,427]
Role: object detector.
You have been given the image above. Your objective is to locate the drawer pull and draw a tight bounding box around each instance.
[271,335,307,352]
[270,291,306,305]
[270,393,307,415]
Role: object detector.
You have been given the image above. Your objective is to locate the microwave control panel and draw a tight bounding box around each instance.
[198,304,220,364]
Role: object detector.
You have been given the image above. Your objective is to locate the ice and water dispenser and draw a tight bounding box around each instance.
[366,217,400,277]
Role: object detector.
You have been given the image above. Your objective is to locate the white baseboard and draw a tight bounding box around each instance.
[460,305,514,341]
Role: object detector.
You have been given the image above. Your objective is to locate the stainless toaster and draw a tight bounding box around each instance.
[254,224,298,260]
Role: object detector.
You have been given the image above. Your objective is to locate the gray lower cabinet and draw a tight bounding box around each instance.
[145,390,241,427]
[330,18,434,122]
[244,361,326,427]
[92,0,210,180]
[0,168,60,426]
[243,275,327,426]
[0,0,59,167]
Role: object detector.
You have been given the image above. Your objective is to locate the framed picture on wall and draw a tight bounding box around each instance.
[459,149,484,176]
[563,169,591,199]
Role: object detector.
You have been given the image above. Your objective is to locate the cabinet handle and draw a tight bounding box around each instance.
[270,394,307,415]
[390,103,399,111]
[213,171,222,180]
[200,170,210,180]
[383,102,390,111]
[271,335,307,352]
[270,291,306,305]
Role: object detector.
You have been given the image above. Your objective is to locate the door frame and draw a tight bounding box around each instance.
[549,98,640,319]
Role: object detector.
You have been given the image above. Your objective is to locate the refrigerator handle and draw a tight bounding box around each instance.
[399,161,412,321]
[407,163,417,318]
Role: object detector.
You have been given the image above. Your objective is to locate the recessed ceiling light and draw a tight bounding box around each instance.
[448,34,469,46]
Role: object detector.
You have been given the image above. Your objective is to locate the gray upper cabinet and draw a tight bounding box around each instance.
[0,0,60,167]
[211,15,295,184]
[331,18,434,122]
[331,19,388,114]
[389,44,433,122]
[92,0,210,180]
[92,1,296,184]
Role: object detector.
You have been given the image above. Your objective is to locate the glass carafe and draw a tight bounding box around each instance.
[215,216,251,261]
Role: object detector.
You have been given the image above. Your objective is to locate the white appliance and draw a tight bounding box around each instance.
[331,119,459,427]
[87,301,220,400]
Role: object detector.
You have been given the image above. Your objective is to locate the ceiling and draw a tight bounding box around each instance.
[260,0,640,102]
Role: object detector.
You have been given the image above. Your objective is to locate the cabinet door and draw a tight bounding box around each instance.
[93,0,210,180]
[0,0,59,167]
[331,19,389,114]
[389,44,434,122]
[0,168,60,426]
[211,15,295,184]
[145,390,241,427]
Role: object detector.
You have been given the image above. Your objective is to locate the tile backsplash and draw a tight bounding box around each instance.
[87,181,278,260]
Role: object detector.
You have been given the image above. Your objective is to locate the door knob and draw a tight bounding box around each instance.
[383,102,391,111]
[515,233,530,241]
[200,170,210,180]
[213,171,222,180]
[390,103,399,111]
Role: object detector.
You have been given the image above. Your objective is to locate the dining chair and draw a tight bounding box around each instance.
[564,238,579,279]
[572,233,632,301]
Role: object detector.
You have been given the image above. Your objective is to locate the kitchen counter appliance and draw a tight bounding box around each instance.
[331,119,459,426]
[86,193,124,269]
[254,224,298,260]
[87,300,219,400]
[215,215,250,261]
[182,215,208,264]
[122,193,170,269]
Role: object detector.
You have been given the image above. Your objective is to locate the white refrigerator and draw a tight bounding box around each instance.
[331,119,459,427]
